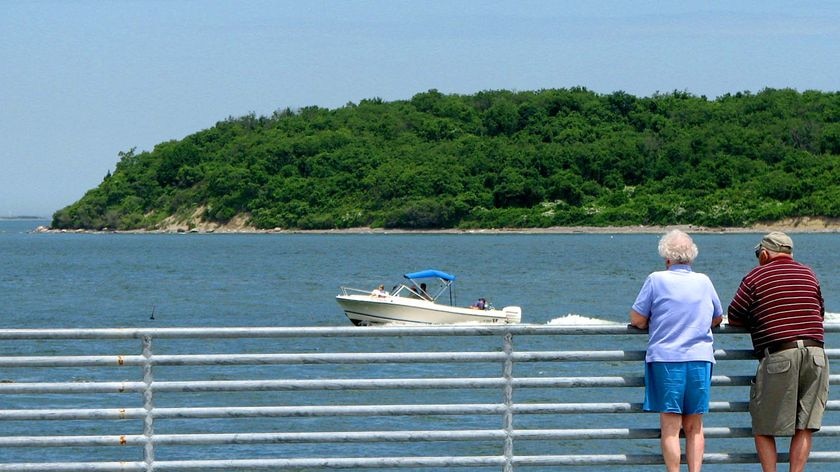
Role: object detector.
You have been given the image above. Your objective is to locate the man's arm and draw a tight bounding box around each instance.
[726,311,745,327]
[727,280,752,327]
[629,310,649,329]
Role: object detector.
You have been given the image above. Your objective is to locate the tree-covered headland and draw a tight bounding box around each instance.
[52,87,840,230]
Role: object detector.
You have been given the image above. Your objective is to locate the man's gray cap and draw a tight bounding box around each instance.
[756,231,793,254]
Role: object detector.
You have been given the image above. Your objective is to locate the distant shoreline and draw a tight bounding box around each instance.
[31,217,840,235]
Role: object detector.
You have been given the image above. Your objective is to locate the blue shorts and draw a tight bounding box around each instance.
[644,361,712,414]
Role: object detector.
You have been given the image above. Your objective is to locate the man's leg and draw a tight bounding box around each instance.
[754,434,777,472]
[789,429,813,472]
[681,414,704,472]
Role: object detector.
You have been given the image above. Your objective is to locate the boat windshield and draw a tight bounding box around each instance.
[402,269,456,304]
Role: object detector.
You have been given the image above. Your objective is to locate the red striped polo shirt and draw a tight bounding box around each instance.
[728,255,824,352]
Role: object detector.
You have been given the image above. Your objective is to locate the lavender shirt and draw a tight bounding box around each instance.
[632,265,723,363]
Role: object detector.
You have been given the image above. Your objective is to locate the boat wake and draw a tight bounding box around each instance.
[545,312,840,326]
[546,314,620,325]
[376,312,840,327]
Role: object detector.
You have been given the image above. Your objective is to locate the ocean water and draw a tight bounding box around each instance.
[2,220,837,328]
[0,219,838,470]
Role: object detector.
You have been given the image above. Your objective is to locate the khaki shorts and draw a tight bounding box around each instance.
[750,345,829,436]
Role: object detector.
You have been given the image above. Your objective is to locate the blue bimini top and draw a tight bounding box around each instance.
[404,269,456,281]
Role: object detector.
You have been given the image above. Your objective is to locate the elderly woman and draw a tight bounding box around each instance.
[630,230,724,472]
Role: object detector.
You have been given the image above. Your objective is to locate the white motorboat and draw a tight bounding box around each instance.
[336,269,522,326]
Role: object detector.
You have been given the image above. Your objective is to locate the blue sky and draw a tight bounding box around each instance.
[2,0,838,217]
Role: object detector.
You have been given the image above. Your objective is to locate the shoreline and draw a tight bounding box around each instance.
[33,217,840,235]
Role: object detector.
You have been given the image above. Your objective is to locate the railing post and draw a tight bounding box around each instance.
[142,335,155,471]
[502,331,514,472]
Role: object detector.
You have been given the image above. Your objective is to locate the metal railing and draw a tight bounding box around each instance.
[0,324,838,471]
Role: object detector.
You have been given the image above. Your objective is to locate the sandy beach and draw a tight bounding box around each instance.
[37,216,840,235]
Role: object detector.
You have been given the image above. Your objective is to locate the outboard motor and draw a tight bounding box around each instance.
[503,306,522,324]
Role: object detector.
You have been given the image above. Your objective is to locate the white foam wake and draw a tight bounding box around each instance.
[547,314,620,325]
[545,312,840,326]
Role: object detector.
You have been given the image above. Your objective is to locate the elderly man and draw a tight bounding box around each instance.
[728,232,828,472]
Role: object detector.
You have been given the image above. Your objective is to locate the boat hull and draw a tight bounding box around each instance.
[336,294,521,325]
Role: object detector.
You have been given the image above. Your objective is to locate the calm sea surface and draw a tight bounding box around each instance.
[0,219,838,469]
[2,220,837,328]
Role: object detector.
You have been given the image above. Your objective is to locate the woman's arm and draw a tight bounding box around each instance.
[629,310,649,329]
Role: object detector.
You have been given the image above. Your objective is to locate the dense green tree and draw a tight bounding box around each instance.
[52,88,840,230]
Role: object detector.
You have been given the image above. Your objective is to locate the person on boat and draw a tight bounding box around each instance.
[470,298,487,310]
[629,229,723,472]
[417,283,432,300]
[370,285,388,297]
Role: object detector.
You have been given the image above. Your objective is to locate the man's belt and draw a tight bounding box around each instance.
[759,339,824,359]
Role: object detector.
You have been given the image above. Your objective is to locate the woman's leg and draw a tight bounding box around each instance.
[682,413,704,472]
[660,413,683,472]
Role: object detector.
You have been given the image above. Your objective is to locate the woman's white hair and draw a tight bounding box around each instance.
[658,229,698,264]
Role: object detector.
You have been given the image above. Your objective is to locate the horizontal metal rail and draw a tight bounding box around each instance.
[7,347,812,367]
[4,425,840,449]
[4,452,840,472]
[0,324,838,470]
[5,374,840,394]
[3,399,840,421]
